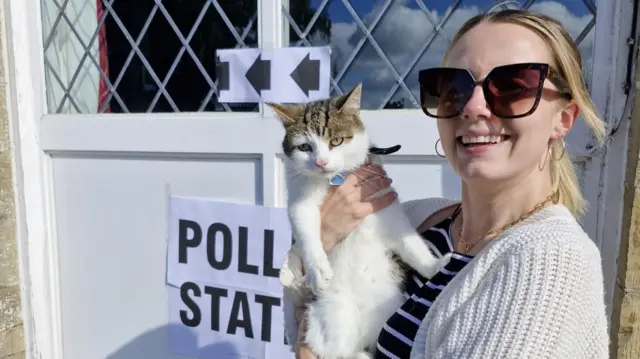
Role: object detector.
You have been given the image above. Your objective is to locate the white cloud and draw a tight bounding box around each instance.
[325,1,596,109]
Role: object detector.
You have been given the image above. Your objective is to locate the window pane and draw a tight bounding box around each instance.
[283,0,596,110]
[41,0,258,114]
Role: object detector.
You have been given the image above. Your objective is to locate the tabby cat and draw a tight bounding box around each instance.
[268,84,449,359]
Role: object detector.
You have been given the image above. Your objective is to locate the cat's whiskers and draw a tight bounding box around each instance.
[284,167,309,180]
[291,169,310,179]
[352,167,391,186]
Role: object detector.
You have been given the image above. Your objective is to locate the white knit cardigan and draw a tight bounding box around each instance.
[281,197,610,359]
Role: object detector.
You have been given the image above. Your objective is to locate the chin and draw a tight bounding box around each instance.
[312,171,334,179]
[303,167,341,179]
[321,169,344,179]
[456,163,507,182]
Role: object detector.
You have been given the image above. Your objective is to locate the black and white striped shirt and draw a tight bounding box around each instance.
[375,205,473,359]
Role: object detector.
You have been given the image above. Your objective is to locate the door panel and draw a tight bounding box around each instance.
[52,155,268,359]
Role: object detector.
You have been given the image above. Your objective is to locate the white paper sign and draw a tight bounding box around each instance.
[167,196,295,359]
[217,46,331,103]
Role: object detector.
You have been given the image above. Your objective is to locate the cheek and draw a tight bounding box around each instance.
[511,113,555,146]
[326,148,346,166]
[326,144,365,169]
[327,152,343,166]
[290,151,313,167]
[437,120,457,151]
[504,116,556,167]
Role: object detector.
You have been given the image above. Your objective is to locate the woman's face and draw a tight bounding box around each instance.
[438,22,577,185]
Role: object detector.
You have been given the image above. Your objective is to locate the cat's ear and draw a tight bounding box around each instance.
[335,83,362,114]
[265,103,301,126]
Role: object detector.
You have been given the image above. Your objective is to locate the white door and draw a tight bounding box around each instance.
[10,0,634,358]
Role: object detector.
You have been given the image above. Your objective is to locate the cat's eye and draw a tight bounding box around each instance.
[297,143,312,152]
[329,137,344,147]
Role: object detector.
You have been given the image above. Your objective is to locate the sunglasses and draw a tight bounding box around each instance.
[418,62,572,119]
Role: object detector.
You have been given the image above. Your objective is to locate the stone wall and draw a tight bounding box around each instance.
[0,2,24,358]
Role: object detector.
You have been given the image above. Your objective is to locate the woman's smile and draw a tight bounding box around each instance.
[455,133,511,155]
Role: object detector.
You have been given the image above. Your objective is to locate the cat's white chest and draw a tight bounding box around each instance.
[286,174,331,205]
[327,223,403,292]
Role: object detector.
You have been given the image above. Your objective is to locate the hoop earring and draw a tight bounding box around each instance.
[551,139,566,161]
[435,139,445,158]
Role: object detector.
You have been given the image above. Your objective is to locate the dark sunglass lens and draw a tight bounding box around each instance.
[485,65,542,117]
[420,68,473,118]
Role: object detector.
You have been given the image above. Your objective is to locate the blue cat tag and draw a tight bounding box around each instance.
[329,171,348,186]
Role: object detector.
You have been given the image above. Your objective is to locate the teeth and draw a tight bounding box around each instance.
[461,135,507,144]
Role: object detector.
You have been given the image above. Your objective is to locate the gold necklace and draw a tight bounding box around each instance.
[455,191,559,254]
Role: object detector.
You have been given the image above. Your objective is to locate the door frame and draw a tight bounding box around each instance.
[579,0,639,313]
[5,0,637,357]
[4,0,60,357]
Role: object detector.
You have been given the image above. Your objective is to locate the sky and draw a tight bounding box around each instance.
[293,0,598,109]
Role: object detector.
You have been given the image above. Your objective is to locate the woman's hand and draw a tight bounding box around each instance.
[319,163,397,250]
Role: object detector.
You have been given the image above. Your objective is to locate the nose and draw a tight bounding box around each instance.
[315,158,328,168]
[460,86,492,120]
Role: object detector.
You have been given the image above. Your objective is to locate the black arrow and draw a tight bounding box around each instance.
[216,58,230,91]
[290,53,320,97]
[245,54,271,95]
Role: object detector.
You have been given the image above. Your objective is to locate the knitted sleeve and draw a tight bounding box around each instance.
[425,232,609,359]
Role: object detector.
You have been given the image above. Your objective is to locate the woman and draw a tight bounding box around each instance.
[283,9,609,359]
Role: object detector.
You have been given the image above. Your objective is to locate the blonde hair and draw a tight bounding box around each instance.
[443,9,607,218]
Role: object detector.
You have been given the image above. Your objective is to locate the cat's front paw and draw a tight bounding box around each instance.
[439,252,453,267]
[353,352,374,359]
[306,260,334,294]
[279,266,296,287]
[417,252,453,279]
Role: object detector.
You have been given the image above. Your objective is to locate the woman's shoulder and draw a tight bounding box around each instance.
[400,197,460,229]
[500,204,602,263]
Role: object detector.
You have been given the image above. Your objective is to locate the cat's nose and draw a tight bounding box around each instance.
[315,159,328,168]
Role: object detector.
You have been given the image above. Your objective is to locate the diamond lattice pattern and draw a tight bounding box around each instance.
[284,0,597,110]
[41,0,258,113]
[40,0,597,113]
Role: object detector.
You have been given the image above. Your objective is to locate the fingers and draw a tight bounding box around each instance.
[369,190,398,211]
[354,166,388,190]
[342,164,387,189]
[354,190,398,218]
[351,172,393,205]
[296,344,318,359]
[360,176,393,197]
[336,165,389,200]
[323,163,394,218]
[354,163,386,179]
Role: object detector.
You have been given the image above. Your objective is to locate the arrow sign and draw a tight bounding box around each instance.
[216,58,230,91]
[245,54,271,95]
[216,47,330,104]
[290,53,320,97]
